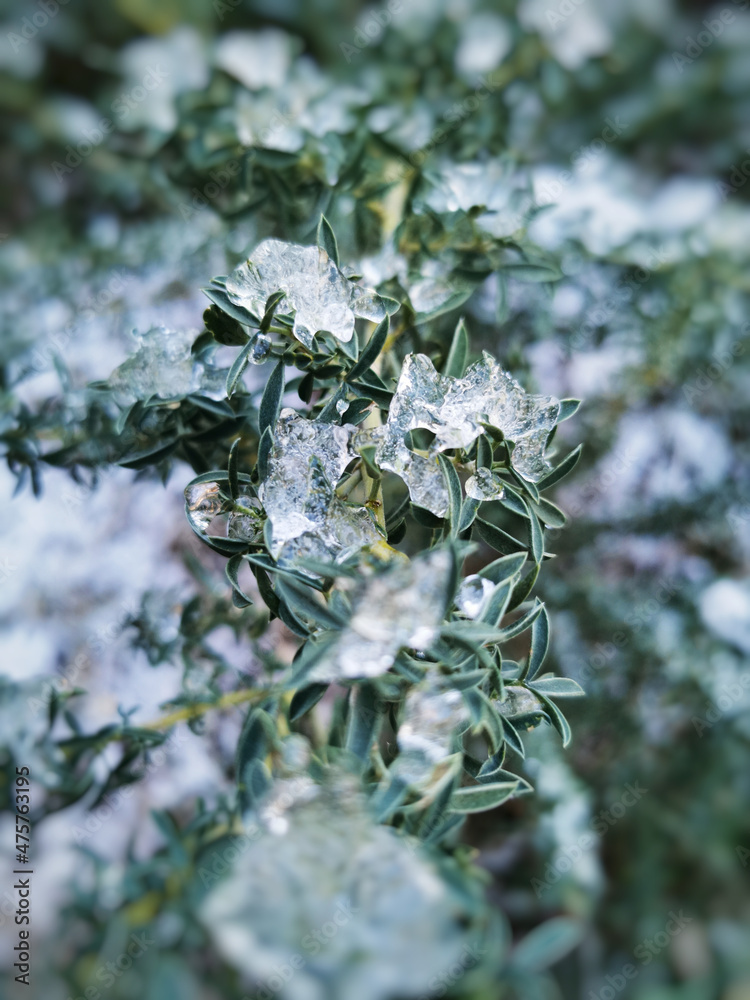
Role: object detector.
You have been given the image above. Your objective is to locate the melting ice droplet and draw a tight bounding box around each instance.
[465,467,505,501]
[455,574,494,619]
[185,481,223,532]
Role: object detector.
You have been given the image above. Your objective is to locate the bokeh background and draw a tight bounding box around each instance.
[1,0,749,997]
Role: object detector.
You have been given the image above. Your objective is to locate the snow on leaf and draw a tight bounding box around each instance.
[305,548,452,682]
[224,239,386,349]
[362,352,559,516]
[258,409,381,564]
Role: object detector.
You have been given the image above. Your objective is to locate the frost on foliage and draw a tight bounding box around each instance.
[107,326,227,402]
[224,239,386,349]
[200,776,478,1000]
[361,352,559,516]
[306,549,452,683]
[396,684,469,785]
[258,410,380,564]
[497,686,544,719]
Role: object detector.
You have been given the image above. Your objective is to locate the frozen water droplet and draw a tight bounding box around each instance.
[496,686,544,718]
[335,398,348,415]
[465,467,505,501]
[224,239,386,349]
[248,331,272,364]
[455,574,494,619]
[185,481,222,532]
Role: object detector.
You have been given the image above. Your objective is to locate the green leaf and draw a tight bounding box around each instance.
[496,599,544,641]
[202,285,259,327]
[537,693,572,747]
[345,683,382,763]
[480,577,514,627]
[504,262,562,283]
[227,438,240,500]
[226,554,253,607]
[443,316,469,378]
[235,708,274,787]
[557,398,581,422]
[439,454,462,536]
[512,918,583,972]
[523,605,549,682]
[258,359,285,436]
[458,497,480,533]
[226,339,255,397]
[276,578,345,631]
[317,214,339,267]
[529,677,585,698]
[536,444,582,491]
[507,563,539,613]
[316,383,347,423]
[346,314,389,382]
[475,517,529,556]
[449,781,520,813]
[478,552,527,584]
[256,425,273,481]
[523,499,545,564]
[289,683,328,721]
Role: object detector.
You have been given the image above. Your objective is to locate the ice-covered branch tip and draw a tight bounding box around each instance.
[357,352,560,516]
[225,238,388,348]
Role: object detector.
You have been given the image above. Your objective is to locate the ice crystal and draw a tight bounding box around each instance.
[224,239,386,349]
[185,481,222,532]
[397,685,469,784]
[107,326,227,402]
[465,467,506,502]
[258,409,381,564]
[362,352,559,516]
[200,775,476,1000]
[305,549,451,682]
[455,574,494,619]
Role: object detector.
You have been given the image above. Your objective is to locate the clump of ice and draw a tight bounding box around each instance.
[258,410,381,564]
[225,239,387,349]
[200,774,478,1000]
[358,352,559,516]
[107,326,227,402]
[305,549,452,682]
[397,685,469,784]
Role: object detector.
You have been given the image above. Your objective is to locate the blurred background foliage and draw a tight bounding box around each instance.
[1,0,749,998]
